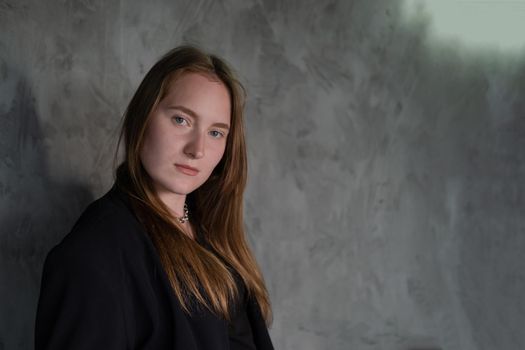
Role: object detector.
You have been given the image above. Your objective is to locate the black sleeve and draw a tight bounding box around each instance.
[35,243,128,350]
[246,295,275,350]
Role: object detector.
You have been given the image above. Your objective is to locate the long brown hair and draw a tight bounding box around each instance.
[113,45,272,325]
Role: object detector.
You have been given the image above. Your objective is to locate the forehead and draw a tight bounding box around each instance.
[159,72,231,124]
[163,72,229,104]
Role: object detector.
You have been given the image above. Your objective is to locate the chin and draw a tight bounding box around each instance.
[153,174,209,196]
[168,185,198,195]
[152,180,193,196]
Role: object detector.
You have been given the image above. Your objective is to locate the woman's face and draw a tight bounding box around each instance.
[140,72,231,200]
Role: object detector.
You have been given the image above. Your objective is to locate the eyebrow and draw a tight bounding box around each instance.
[167,105,230,130]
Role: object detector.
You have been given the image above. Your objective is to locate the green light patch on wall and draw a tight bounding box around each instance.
[402,0,525,52]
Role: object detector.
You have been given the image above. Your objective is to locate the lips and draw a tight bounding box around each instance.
[175,164,199,176]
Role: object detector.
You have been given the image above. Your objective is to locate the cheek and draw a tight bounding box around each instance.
[198,145,224,175]
[143,126,174,157]
[139,142,155,173]
[140,132,166,170]
[208,145,227,170]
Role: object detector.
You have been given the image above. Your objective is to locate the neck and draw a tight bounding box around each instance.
[155,189,194,240]
[156,190,187,219]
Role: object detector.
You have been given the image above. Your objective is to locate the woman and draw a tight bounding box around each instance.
[35,45,274,350]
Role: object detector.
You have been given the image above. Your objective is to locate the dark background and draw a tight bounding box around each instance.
[1,1,524,349]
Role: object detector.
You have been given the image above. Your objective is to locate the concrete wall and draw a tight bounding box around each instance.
[1,1,524,349]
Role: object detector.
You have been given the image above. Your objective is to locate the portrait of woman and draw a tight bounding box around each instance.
[34,45,274,350]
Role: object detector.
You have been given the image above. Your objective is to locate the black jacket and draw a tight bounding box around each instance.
[35,186,274,350]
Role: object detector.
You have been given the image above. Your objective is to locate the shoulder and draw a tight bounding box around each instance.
[48,186,146,268]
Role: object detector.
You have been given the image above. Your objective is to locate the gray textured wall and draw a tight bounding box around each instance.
[1,1,524,349]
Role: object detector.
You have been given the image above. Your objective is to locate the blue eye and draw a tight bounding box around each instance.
[172,116,188,125]
[210,130,225,138]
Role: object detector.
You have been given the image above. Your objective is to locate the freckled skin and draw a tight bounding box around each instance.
[140,72,231,219]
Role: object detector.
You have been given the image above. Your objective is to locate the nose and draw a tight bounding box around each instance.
[183,131,205,159]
